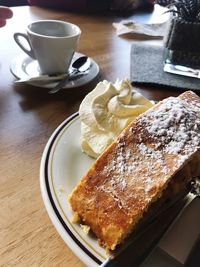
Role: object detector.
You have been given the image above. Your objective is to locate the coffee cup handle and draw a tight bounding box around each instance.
[14,33,36,59]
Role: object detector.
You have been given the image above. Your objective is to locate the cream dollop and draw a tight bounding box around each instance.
[79,79,154,158]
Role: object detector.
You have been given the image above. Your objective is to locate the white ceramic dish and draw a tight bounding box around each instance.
[40,112,107,267]
[10,52,99,89]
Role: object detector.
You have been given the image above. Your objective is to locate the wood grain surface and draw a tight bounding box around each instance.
[0,5,199,267]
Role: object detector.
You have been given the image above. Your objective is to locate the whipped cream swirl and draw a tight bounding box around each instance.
[79,79,154,158]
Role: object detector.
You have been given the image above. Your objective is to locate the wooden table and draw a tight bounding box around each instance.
[0,5,198,267]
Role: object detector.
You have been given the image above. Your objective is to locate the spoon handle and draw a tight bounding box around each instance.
[48,70,86,94]
[49,71,89,94]
[49,72,72,94]
[49,57,91,94]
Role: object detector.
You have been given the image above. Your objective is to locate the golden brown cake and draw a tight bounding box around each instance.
[69,91,200,251]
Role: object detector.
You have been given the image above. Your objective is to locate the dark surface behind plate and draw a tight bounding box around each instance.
[101,194,189,267]
[130,43,200,91]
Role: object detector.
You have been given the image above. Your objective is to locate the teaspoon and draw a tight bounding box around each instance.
[49,56,91,94]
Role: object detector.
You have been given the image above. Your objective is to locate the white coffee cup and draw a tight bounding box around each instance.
[14,20,81,75]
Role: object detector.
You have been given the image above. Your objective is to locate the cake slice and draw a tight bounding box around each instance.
[69,91,200,251]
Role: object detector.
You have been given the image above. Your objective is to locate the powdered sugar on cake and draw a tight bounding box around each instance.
[137,97,200,158]
[101,94,200,207]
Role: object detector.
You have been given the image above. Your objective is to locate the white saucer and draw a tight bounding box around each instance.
[10,52,99,89]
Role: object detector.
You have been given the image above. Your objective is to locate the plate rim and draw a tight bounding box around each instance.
[40,112,104,267]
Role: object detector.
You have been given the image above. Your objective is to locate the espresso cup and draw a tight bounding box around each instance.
[14,20,81,75]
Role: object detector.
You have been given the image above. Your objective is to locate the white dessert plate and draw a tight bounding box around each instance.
[10,52,99,88]
[40,112,107,267]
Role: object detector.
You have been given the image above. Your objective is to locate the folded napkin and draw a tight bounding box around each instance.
[130,42,200,90]
[113,20,167,37]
